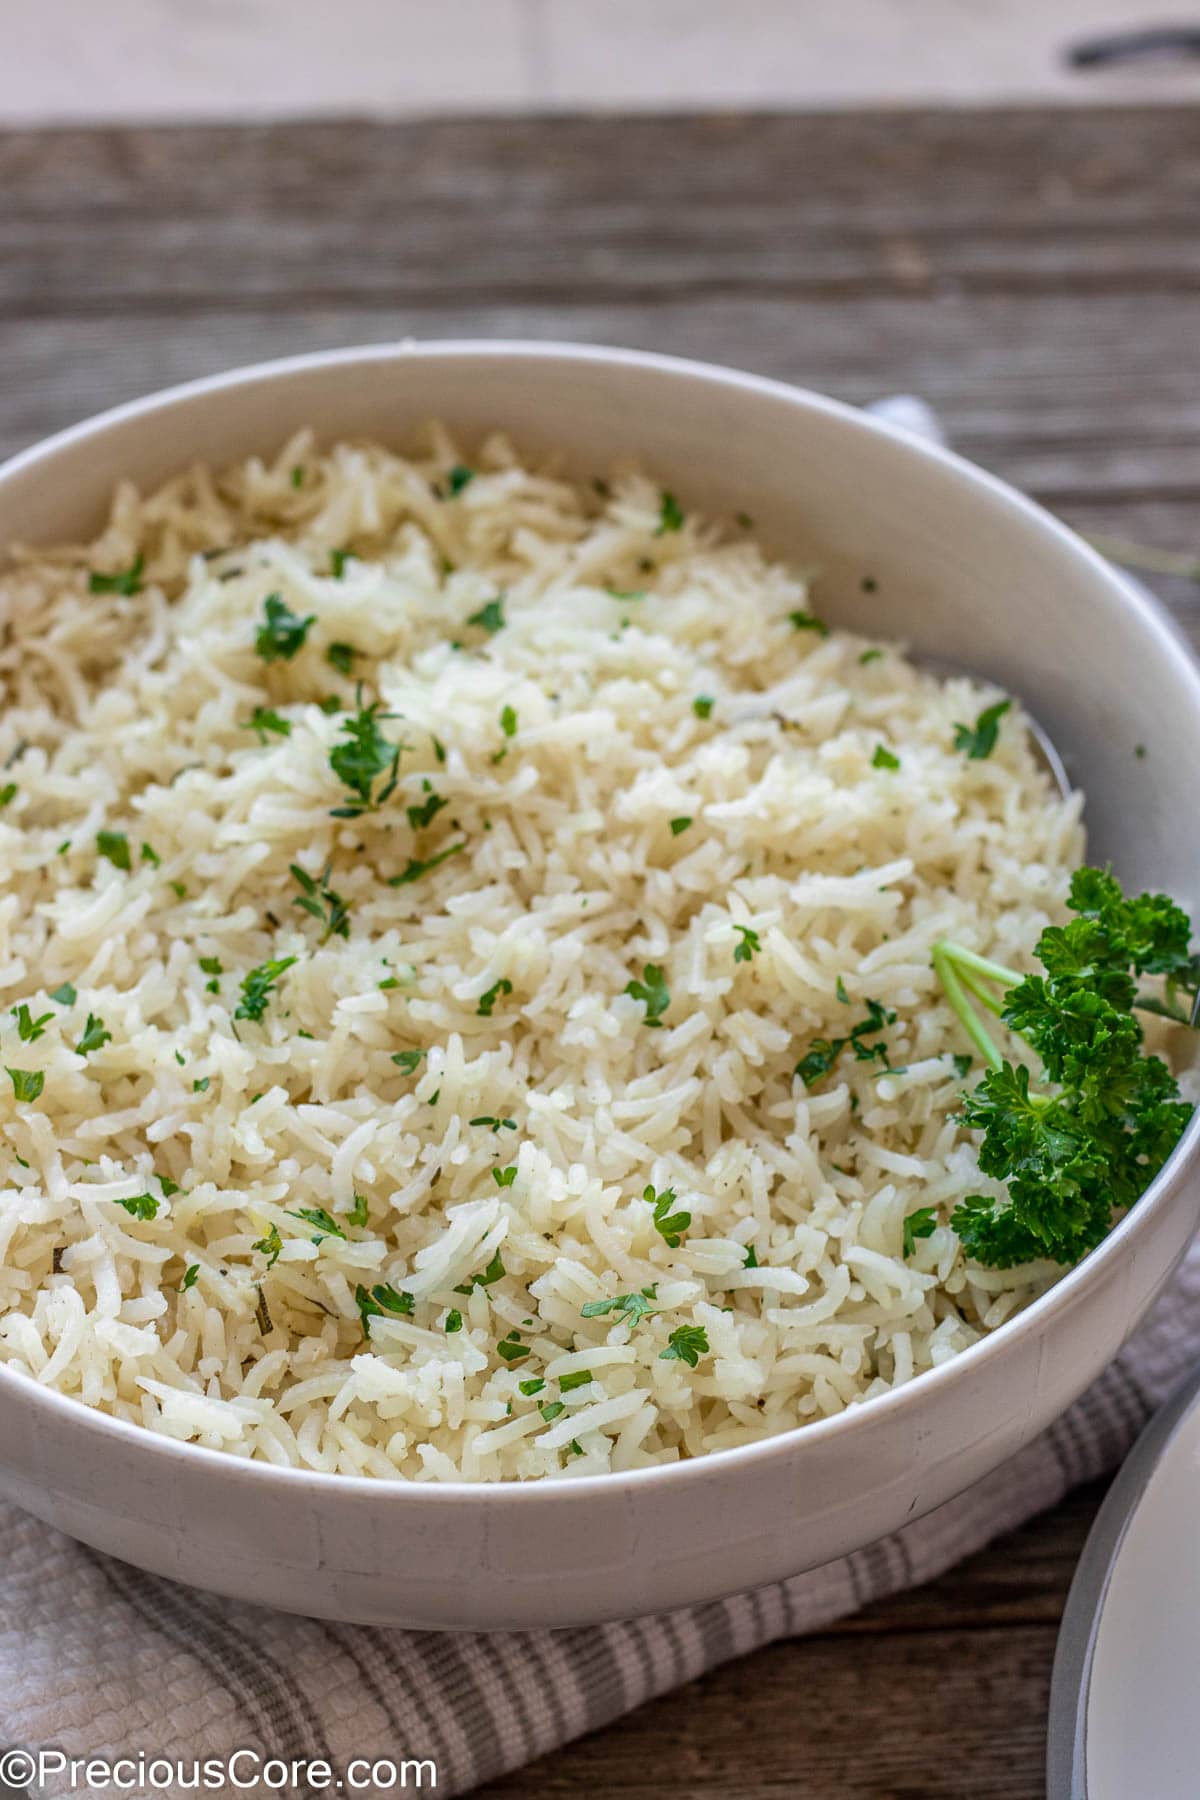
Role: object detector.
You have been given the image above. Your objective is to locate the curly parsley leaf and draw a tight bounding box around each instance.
[287,1205,345,1242]
[580,1287,658,1330]
[117,1193,159,1221]
[244,706,292,743]
[794,997,897,1087]
[290,862,350,943]
[934,866,1196,1268]
[732,925,761,964]
[12,1004,53,1043]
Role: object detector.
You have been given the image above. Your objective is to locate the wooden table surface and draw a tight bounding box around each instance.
[4,105,1198,1798]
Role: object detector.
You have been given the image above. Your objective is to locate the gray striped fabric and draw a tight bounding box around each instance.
[3,1240,1198,1799]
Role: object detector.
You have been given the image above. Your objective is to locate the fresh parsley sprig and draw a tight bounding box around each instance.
[933,866,1196,1269]
[329,699,405,817]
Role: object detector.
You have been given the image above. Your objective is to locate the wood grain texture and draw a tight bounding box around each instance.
[1,106,1194,1797]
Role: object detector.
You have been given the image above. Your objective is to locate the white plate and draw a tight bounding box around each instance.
[1049,1365,1200,1797]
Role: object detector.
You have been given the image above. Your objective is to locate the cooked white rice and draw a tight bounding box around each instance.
[0,425,1091,1480]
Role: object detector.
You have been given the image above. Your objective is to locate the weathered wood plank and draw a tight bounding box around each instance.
[2,111,1200,314]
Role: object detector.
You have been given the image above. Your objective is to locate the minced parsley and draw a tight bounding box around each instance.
[624,963,670,1027]
[96,830,131,872]
[50,983,76,1006]
[388,842,466,887]
[467,597,506,634]
[89,555,144,596]
[692,695,715,719]
[794,998,896,1087]
[670,817,692,836]
[75,1014,112,1055]
[329,700,403,816]
[291,862,350,942]
[660,1324,709,1367]
[288,1205,345,1242]
[476,978,513,1018]
[580,1287,658,1330]
[391,1049,425,1076]
[116,1193,159,1221]
[0,783,16,807]
[732,925,761,964]
[233,956,297,1023]
[406,784,448,832]
[492,1166,518,1188]
[902,1208,938,1258]
[872,744,901,771]
[469,1116,517,1133]
[253,1223,283,1268]
[6,1068,44,1102]
[244,706,292,742]
[656,491,684,535]
[645,1184,690,1247]
[788,609,830,637]
[255,593,316,662]
[12,1004,53,1043]
[447,464,475,496]
[953,699,1011,761]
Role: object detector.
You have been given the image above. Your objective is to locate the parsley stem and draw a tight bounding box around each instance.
[934,942,1022,991]
[932,944,1005,1073]
[954,963,1008,1019]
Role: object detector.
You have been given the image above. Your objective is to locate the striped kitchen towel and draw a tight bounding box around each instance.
[3,1238,1198,1800]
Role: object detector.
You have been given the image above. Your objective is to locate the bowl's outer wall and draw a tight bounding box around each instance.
[0,343,1197,1629]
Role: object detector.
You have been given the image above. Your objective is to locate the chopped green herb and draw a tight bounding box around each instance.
[444,1309,463,1333]
[539,1401,566,1423]
[496,1332,530,1364]
[388,841,467,887]
[233,956,297,1023]
[290,465,305,489]
[244,706,292,743]
[859,648,884,665]
[170,881,187,900]
[743,1244,759,1269]
[325,642,359,676]
[373,1282,415,1316]
[469,1116,517,1133]
[348,1193,370,1229]
[951,1052,973,1078]
[447,464,475,496]
[670,817,693,837]
[692,696,715,720]
[329,700,403,816]
[519,1376,546,1396]
[492,1165,518,1188]
[290,861,350,942]
[254,1223,283,1267]
[255,592,316,662]
[645,1184,691,1248]
[12,1004,53,1043]
[624,963,670,1028]
[872,744,901,771]
[116,1193,159,1221]
[835,977,850,1005]
[656,491,684,535]
[6,1067,44,1103]
[580,1288,658,1330]
[559,1368,594,1393]
[0,783,16,808]
[794,997,896,1087]
[181,1263,200,1291]
[467,597,506,634]
[192,1077,210,1093]
[287,1205,345,1242]
[406,785,448,832]
[732,925,761,964]
[317,694,342,715]
[862,576,878,593]
[50,982,77,1006]
[500,704,518,739]
[659,1324,710,1368]
[477,978,513,1018]
[391,1049,425,1076]
[330,548,351,579]
[140,842,161,868]
[953,699,1011,761]
[789,609,830,636]
[607,587,647,601]
[96,831,131,872]
[735,510,754,530]
[89,554,144,597]
[57,840,71,855]
[902,1207,938,1258]
[75,1014,112,1055]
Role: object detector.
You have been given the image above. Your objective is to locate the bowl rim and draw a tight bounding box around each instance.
[2,335,1199,1504]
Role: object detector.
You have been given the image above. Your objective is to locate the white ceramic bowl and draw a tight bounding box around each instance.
[2,343,1198,1630]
